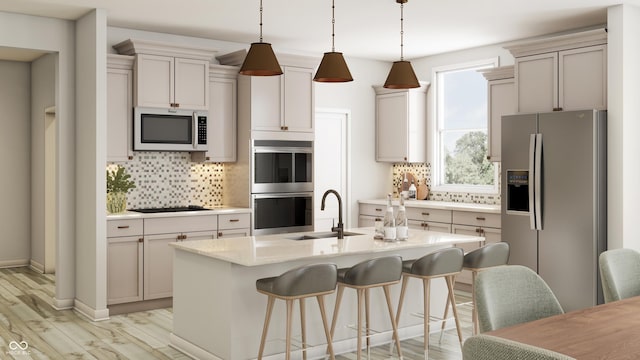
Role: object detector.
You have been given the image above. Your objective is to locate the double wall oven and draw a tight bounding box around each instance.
[252,140,313,235]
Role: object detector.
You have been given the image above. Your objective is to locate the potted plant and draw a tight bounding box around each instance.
[106,165,136,213]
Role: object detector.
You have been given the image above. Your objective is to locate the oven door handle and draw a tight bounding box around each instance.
[252,192,313,199]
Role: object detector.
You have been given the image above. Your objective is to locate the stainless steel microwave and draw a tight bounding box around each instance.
[133,107,208,151]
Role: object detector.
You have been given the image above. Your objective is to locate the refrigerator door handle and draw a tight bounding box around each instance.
[533,133,543,230]
[529,134,537,230]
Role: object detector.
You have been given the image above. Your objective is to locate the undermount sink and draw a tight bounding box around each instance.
[288,231,364,241]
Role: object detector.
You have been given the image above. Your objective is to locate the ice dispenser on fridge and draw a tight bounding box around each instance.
[506,170,529,214]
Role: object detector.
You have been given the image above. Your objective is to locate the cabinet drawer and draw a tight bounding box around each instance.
[359,203,388,217]
[218,213,250,230]
[408,220,452,233]
[406,207,452,223]
[453,211,500,228]
[145,215,218,234]
[107,219,143,237]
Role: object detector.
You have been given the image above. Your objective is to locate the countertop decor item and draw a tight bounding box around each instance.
[106,165,136,214]
[417,178,429,200]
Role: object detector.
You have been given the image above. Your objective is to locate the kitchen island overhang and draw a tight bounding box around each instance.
[169,227,483,360]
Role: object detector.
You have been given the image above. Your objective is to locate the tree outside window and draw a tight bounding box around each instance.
[432,59,498,193]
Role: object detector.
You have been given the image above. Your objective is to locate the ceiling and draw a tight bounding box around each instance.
[0,0,638,62]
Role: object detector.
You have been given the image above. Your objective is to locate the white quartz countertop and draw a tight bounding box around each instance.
[359,199,500,214]
[106,206,251,220]
[170,227,484,267]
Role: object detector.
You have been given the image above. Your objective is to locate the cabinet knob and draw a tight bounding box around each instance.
[486,155,491,160]
[175,103,180,108]
[206,157,210,161]
[404,157,407,161]
[138,237,143,243]
[218,232,223,237]
[128,155,133,160]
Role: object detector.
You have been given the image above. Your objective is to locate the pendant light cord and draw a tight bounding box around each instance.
[331,0,336,52]
[400,2,404,61]
[259,0,264,42]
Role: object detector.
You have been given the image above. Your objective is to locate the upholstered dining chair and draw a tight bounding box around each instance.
[599,248,640,303]
[462,334,576,360]
[474,265,564,333]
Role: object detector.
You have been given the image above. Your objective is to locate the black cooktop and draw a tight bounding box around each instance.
[129,205,211,214]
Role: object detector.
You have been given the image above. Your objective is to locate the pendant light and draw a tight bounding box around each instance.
[239,0,282,76]
[384,0,420,89]
[314,0,353,82]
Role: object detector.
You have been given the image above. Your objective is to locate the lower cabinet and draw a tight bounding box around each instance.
[107,212,250,306]
[107,236,143,305]
[358,202,503,286]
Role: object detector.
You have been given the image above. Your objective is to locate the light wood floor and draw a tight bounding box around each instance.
[0,267,471,359]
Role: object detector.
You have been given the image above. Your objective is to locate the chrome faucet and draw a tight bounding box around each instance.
[321,189,344,239]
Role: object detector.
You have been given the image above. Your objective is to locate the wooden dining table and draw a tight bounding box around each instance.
[487,295,640,359]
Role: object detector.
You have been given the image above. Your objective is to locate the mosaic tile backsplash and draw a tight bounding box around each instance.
[392,163,501,205]
[107,152,224,209]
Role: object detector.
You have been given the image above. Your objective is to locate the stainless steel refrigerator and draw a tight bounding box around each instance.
[501,109,607,312]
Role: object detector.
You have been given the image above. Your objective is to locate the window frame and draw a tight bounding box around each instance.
[429,58,500,195]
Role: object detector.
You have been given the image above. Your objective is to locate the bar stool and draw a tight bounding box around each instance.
[396,247,464,359]
[329,255,403,360]
[256,263,338,360]
[442,242,510,335]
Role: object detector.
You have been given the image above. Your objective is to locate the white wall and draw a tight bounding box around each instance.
[31,53,56,271]
[0,11,77,308]
[0,61,31,266]
[607,4,640,251]
[75,9,109,320]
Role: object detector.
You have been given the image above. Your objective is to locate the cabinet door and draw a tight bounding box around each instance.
[408,220,452,233]
[452,224,484,285]
[144,233,179,300]
[175,58,209,110]
[376,92,409,162]
[516,52,558,113]
[283,66,314,132]
[203,77,237,162]
[107,68,133,162]
[487,78,515,162]
[482,227,502,245]
[249,75,283,131]
[135,54,174,108]
[559,45,607,111]
[107,236,143,304]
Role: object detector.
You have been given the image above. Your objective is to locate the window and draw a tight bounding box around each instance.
[431,59,499,193]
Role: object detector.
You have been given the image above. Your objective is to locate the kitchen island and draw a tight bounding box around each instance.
[168,227,483,360]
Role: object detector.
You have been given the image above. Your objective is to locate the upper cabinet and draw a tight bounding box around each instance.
[192,64,239,163]
[107,54,134,162]
[218,51,316,136]
[506,28,607,113]
[113,39,217,111]
[479,66,516,163]
[374,82,429,163]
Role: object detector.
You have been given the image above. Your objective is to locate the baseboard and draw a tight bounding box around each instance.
[52,297,74,310]
[73,299,110,322]
[0,259,29,268]
[29,260,45,274]
[170,333,223,360]
[108,298,172,315]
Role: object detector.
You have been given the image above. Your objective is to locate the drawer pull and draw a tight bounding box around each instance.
[422,212,430,216]
[476,217,486,221]
[375,208,383,212]
[229,219,240,222]
[117,225,130,229]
